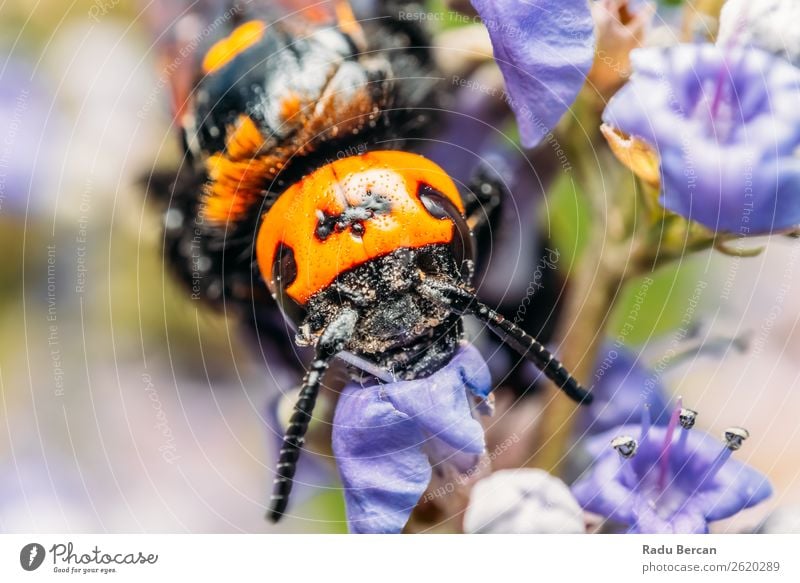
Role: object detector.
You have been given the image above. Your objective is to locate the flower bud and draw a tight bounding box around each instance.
[600,124,660,187]
[589,0,655,100]
[464,469,585,533]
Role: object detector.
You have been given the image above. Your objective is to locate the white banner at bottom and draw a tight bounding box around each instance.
[1,534,798,582]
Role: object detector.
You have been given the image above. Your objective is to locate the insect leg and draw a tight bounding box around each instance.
[464,159,506,239]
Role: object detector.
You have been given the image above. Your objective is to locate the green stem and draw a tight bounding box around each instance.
[532,105,631,472]
[531,238,626,472]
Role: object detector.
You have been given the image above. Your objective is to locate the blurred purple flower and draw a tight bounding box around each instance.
[0,58,54,216]
[581,344,670,435]
[573,402,772,533]
[471,0,595,148]
[333,344,491,533]
[602,44,800,234]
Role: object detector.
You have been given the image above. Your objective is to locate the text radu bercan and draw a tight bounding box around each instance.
[643,544,717,555]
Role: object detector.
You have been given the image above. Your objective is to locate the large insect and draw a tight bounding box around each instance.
[148,0,593,523]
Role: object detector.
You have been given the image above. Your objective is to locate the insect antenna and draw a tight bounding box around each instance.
[268,308,358,523]
[420,280,593,405]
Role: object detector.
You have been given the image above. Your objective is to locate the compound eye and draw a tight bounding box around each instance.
[269,242,306,329]
[418,184,475,283]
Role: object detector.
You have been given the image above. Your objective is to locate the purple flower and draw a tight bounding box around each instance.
[471,0,595,148]
[581,344,670,435]
[602,44,800,234]
[332,344,491,533]
[572,401,772,533]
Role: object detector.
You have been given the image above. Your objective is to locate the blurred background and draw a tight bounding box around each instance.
[1,0,799,534]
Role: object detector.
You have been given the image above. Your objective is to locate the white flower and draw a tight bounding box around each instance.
[757,505,800,533]
[718,0,800,66]
[464,469,585,534]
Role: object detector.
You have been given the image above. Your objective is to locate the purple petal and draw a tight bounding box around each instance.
[695,458,773,522]
[0,57,56,215]
[332,345,491,533]
[471,0,595,148]
[332,383,431,534]
[669,429,773,520]
[572,450,636,524]
[383,345,489,455]
[582,345,671,435]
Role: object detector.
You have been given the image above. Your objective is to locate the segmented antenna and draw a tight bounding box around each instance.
[268,309,357,522]
[420,280,593,405]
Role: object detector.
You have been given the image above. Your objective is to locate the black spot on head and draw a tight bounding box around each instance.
[271,242,306,327]
[272,242,297,289]
[314,191,391,241]
[417,183,451,220]
[416,182,476,283]
[315,211,338,241]
[351,222,365,237]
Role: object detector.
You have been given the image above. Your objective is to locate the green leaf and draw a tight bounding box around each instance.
[608,260,705,345]
[542,173,591,268]
[295,490,349,533]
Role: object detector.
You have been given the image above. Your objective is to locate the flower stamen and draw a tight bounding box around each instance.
[611,435,639,459]
[677,407,697,452]
[709,59,729,122]
[701,427,750,487]
[612,435,639,484]
[574,401,771,533]
[658,401,682,493]
[639,403,652,442]
[679,407,698,430]
[724,426,750,451]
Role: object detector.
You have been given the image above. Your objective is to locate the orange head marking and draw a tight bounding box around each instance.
[256,151,464,306]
